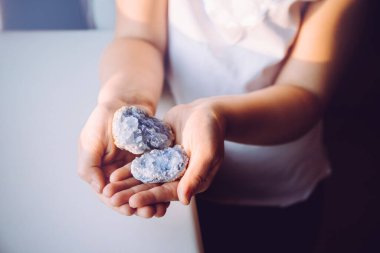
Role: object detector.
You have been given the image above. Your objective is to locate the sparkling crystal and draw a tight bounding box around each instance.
[131,145,189,183]
[112,106,174,154]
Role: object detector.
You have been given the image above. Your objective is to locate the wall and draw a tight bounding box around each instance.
[1,0,88,30]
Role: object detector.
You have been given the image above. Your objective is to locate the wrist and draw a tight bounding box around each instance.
[97,82,156,116]
[210,98,227,140]
[97,95,155,116]
[193,97,227,140]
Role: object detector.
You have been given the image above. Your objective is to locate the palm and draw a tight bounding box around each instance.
[80,106,134,179]
[79,105,172,217]
[167,103,225,194]
[125,102,225,208]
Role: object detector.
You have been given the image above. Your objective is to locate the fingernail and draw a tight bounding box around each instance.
[180,192,191,205]
[91,181,100,193]
[103,189,111,198]
[186,194,193,205]
[183,197,191,205]
[128,198,136,208]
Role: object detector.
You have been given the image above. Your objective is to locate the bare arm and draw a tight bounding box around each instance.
[78,0,168,217]
[98,0,168,114]
[212,0,362,145]
[122,0,364,207]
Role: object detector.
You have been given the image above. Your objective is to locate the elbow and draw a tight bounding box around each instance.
[278,86,325,144]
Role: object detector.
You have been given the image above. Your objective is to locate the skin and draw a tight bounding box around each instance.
[77,0,362,217]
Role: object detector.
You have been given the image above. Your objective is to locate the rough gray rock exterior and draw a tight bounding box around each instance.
[112,106,174,154]
[131,145,189,183]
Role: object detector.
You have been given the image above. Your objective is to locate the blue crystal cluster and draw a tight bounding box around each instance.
[112,106,188,183]
[112,106,174,154]
[131,145,189,183]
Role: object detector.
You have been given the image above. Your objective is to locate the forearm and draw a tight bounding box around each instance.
[208,0,361,146]
[97,37,164,114]
[211,85,323,145]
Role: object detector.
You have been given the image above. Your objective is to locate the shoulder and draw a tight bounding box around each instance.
[297,0,362,62]
[274,0,365,106]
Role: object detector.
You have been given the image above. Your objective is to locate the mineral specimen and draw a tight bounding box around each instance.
[112,106,174,154]
[131,145,189,183]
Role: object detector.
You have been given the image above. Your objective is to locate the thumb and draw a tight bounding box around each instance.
[177,151,213,205]
[77,144,106,193]
[88,167,106,193]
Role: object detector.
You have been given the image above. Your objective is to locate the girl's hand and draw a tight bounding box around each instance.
[103,164,170,218]
[77,104,166,217]
[126,99,225,209]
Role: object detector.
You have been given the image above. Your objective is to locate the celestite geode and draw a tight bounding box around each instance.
[131,145,189,183]
[112,106,174,154]
[112,106,189,183]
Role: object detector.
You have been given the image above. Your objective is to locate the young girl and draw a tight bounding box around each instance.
[78,0,360,252]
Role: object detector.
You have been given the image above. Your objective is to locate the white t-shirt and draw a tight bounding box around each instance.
[167,0,330,207]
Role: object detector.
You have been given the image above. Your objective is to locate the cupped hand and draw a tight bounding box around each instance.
[77,104,168,217]
[103,163,171,218]
[126,98,225,208]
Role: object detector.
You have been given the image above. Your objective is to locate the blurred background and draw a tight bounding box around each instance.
[0,1,201,253]
[0,0,115,30]
[0,1,379,252]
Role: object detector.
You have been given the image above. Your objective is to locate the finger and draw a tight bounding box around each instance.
[118,204,137,216]
[111,183,160,207]
[103,160,126,179]
[129,181,179,208]
[154,202,169,218]
[97,193,136,216]
[103,149,134,179]
[103,177,141,198]
[78,144,105,193]
[135,206,156,219]
[103,144,133,165]
[109,163,132,182]
[177,151,218,205]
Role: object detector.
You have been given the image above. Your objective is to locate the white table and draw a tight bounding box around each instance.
[0,31,203,253]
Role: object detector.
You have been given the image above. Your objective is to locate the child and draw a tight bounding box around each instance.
[78,0,360,252]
